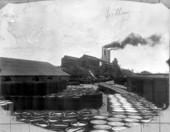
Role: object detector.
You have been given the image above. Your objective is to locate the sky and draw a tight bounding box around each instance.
[0,0,170,73]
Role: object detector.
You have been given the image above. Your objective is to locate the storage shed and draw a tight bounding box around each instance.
[0,57,69,97]
[127,74,169,108]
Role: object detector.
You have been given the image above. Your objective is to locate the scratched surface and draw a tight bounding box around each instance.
[0,0,169,73]
[0,1,170,131]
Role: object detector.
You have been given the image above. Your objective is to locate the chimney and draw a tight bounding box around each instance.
[102,47,110,62]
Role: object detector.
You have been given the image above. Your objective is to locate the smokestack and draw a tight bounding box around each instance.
[104,33,161,50]
[102,47,110,62]
[101,33,161,63]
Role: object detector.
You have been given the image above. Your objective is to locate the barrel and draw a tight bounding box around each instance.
[90,130,109,132]
[65,127,86,132]
[32,96,40,110]
[16,96,23,111]
[44,96,59,110]
[61,118,77,123]
[70,121,88,127]
[19,83,25,95]
[24,96,32,110]
[5,101,13,112]
[50,122,69,130]
[63,96,81,110]
[10,96,17,110]
[82,92,102,109]
[50,111,63,118]
[93,125,112,131]
[33,121,49,128]
[0,103,7,110]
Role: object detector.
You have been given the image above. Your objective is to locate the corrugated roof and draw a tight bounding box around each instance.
[0,57,69,76]
[128,74,169,79]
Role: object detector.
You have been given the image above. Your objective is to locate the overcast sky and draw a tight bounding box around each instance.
[0,0,170,73]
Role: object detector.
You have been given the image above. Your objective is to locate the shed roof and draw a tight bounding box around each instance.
[0,57,69,76]
[63,55,79,61]
[128,74,169,79]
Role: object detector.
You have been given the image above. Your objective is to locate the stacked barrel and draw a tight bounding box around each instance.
[3,81,68,111]
[4,83,102,111]
[0,100,13,113]
[1,82,65,96]
[13,110,93,132]
[45,87,103,110]
[11,88,160,132]
[13,105,159,132]
[106,93,159,129]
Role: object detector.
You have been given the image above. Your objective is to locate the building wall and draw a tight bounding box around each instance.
[154,78,169,107]
[11,76,33,82]
[61,55,123,78]
[61,57,79,68]
[0,76,69,97]
[80,56,100,68]
[127,77,169,108]
[1,76,69,83]
[143,80,153,102]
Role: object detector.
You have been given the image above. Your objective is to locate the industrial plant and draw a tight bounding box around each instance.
[0,43,169,132]
[0,0,170,132]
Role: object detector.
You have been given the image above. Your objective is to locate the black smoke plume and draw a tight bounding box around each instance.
[104,33,161,49]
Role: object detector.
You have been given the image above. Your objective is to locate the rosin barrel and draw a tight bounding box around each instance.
[10,96,18,111]
[19,83,25,95]
[44,96,59,110]
[33,121,49,129]
[50,122,69,130]
[65,127,86,132]
[67,96,81,110]
[17,96,24,111]
[25,96,32,110]
[82,92,102,109]
[0,103,7,110]
[6,101,13,112]
[62,97,73,110]
[32,96,44,110]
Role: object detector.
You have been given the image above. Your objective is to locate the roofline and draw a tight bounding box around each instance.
[0,57,69,76]
[127,74,169,79]
[0,75,70,77]
[81,54,100,61]
[0,57,50,64]
[63,55,79,60]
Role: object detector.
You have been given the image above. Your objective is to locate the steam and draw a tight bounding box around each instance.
[104,33,161,49]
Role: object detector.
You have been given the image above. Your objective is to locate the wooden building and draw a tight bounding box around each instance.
[127,74,169,108]
[61,55,80,68]
[80,55,101,77]
[80,55,100,68]
[61,54,124,80]
[0,57,69,97]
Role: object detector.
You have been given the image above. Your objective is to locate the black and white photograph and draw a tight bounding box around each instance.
[0,0,170,132]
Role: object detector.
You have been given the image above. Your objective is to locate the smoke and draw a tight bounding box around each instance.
[104,33,161,49]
